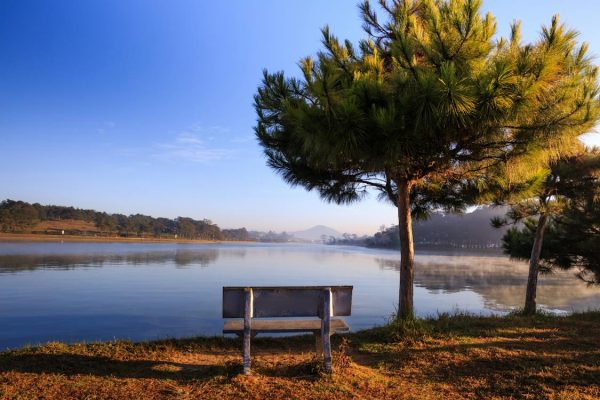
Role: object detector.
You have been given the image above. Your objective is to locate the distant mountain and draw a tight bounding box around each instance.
[292,225,342,241]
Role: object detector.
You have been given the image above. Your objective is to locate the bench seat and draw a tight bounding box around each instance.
[223,318,349,334]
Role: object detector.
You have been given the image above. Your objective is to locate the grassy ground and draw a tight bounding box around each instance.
[1,312,599,399]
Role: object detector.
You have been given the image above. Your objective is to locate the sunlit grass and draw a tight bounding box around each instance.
[1,311,599,399]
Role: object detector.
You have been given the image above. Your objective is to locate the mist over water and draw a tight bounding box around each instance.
[1,242,598,350]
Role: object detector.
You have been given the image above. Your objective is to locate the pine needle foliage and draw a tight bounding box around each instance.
[254,0,600,319]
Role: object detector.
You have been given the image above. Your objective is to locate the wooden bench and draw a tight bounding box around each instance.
[222,286,353,374]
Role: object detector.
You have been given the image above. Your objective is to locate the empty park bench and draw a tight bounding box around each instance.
[222,286,353,374]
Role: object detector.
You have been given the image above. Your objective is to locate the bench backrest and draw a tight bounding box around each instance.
[222,286,353,318]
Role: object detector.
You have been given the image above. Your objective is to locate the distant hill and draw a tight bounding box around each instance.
[412,206,511,248]
[0,199,240,241]
[292,225,342,241]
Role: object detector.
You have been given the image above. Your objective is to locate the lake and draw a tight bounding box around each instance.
[1,241,599,351]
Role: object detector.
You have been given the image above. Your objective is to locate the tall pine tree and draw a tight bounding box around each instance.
[254,0,599,319]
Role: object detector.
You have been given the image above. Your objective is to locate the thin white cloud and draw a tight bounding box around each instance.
[175,132,204,145]
[189,123,230,135]
[155,133,236,163]
[229,134,255,144]
[97,120,116,135]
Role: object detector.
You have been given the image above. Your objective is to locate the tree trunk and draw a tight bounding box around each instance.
[523,214,549,315]
[397,179,415,320]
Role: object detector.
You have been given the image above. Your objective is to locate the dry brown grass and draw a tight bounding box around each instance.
[1,312,599,399]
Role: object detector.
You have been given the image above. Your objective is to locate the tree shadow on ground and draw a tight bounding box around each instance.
[0,352,241,382]
[0,335,336,382]
[253,358,324,380]
[349,322,600,399]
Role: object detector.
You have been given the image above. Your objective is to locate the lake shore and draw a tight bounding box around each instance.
[0,233,253,245]
[1,312,598,399]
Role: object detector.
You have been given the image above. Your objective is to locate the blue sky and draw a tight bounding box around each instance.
[1,0,600,235]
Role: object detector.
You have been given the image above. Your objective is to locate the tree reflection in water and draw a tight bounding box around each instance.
[0,249,232,273]
[376,256,600,312]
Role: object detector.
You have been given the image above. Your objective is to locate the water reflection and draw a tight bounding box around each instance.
[0,249,231,272]
[376,256,600,312]
[0,242,598,350]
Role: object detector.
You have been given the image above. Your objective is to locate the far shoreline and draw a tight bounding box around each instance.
[0,233,256,245]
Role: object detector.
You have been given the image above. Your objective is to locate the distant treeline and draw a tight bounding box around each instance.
[328,207,510,249]
[0,199,250,241]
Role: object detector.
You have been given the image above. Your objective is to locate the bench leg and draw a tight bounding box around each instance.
[321,328,332,372]
[243,328,251,375]
[321,288,332,372]
[243,288,253,375]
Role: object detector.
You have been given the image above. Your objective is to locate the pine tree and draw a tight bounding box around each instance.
[254,0,599,319]
[498,149,600,299]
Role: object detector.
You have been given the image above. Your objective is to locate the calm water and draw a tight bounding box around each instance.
[1,241,599,350]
